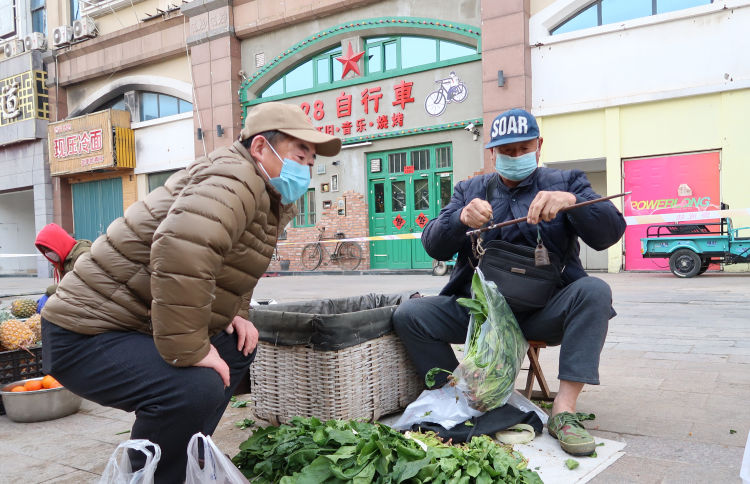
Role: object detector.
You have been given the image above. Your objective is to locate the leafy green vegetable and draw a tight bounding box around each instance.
[425,367,453,388]
[453,272,528,411]
[235,418,255,429]
[532,400,553,410]
[232,417,542,483]
[565,459,580,470]
[231,398,250,408]
[730,429,737,434]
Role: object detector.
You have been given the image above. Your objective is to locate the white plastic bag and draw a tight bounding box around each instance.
[393,385,484,431]
[507,390,549,425]
[741,430,750,484]
[98,439,161,484]
[185,433,250,484]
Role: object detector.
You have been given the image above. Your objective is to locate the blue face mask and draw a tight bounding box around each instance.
[494,147,539,181]
[258,140,311,204]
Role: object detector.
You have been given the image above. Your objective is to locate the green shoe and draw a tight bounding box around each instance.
[548,411,596,456]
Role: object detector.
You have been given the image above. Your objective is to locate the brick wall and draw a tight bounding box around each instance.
[267,190,370,272]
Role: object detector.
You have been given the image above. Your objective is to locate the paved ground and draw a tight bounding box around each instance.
[0,271,748,482]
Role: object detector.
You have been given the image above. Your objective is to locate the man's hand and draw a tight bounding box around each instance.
[527,191,576,224]
[194,344,230,387]
[460,198,493,229]
[225,315,259,357]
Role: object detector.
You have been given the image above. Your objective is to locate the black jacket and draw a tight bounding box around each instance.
[423,168,627,298]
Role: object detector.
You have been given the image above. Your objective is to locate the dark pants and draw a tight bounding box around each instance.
[41,319,255,484]
[393,276,613,388]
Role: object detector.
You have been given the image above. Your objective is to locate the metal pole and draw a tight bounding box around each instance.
[465,192,631,237]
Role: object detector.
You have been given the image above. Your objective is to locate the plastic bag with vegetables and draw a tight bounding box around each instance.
[451,268,528,412]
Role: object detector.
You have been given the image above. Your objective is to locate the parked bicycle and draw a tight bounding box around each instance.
[300,227,363,271]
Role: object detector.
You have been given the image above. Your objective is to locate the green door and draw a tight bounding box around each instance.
[72,177,124,241]
[368,180,388,269]
[367,144,453,270]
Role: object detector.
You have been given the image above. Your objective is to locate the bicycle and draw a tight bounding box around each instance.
[424,77,468,116]
[300,227,363,271]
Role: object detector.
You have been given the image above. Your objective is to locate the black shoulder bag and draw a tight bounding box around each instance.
[473,176,573,314]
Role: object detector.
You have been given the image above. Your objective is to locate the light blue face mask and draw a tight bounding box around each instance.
[494,146,539,181]
[257,139,311,204]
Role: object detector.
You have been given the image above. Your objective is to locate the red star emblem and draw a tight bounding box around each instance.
[336,42,365,78]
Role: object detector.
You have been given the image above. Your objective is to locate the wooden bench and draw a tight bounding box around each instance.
[520,340,557,402]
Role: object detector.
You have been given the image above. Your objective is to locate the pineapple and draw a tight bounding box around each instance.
[0,319,36,351]
[26,314,42,343]
[0,307,11,323]
[10,298,37,319]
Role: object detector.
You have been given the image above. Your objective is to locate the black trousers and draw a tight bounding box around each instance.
[393,276,613,389]
[41,319,255,484]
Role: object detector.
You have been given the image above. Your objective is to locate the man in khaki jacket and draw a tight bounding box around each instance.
[41,102,340,482]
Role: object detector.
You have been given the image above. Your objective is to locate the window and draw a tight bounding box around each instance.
[388,152,407,173]
[0,0,15,39]
[31,0,46,34]
[552,0,713,34]
[411,149,430,171]
[259,36,478,98]
[148,170,179,193]
[260,46,342,98]
[401,37,436,68]
[373,183,385,213]
[97,95,127,112]
[372,144,451,176]
[436,146,452,169]
[70,0,80,22]
[366,36,476,75]
[294,189,316,227]
[140,93,193,121]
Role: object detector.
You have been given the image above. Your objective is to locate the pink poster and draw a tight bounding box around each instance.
[623,152,721,271]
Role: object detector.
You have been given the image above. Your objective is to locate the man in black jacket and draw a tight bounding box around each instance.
[393,108,626,456]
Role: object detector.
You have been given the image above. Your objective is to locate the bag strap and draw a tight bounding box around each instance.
[478,173,579,272]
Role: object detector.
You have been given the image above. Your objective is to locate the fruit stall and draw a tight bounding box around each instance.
[0,298,82,421]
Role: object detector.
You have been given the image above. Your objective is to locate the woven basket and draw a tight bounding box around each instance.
[249,333,422,424]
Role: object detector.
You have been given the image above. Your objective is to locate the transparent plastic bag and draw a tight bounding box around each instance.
[98,439,161,484]
[392,386,484,430]
[185,433,250,484]
[452,268,529,412]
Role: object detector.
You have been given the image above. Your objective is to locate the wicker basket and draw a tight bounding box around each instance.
[250,333,422,424]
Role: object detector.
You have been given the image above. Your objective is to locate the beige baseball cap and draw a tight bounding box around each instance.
[240,102,342,157]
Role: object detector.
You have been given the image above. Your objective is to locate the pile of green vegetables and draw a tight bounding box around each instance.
[430,272,528,412]
[232,416,542,483]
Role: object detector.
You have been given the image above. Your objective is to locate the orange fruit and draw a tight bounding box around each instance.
[10,386,27,392]
[41,375,59,389]
[47,381,63,389]
[24,380,43,391]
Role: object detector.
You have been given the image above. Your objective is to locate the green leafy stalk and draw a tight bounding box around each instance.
[425,367,453,388]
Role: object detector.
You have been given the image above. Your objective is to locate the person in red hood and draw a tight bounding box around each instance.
[34,223,91,299]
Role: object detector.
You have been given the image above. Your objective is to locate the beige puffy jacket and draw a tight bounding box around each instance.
[42,141,296,366]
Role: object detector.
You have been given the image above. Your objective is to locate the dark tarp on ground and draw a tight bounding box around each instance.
[411,404,544,443]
